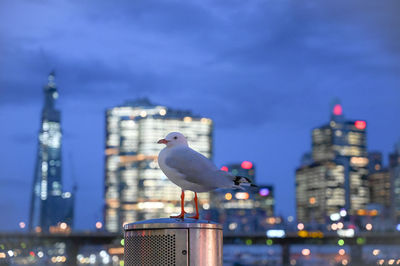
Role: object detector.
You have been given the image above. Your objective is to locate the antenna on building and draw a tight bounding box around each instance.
[330,98,343,121]
[47,70,56,88]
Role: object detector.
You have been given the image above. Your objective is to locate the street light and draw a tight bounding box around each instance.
[96,221,103,229]
[301,249,310,256]
[365,223,373,231]
[297,223,304,230]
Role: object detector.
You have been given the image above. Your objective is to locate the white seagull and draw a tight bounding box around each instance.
[157,132,255,219]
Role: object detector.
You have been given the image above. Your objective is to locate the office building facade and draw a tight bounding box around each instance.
[104,98,213,232]
[211,162,276,233]
[368,170,391,208]
[296,103,369,223]
[390,142,400,221]
[368,152,383,174]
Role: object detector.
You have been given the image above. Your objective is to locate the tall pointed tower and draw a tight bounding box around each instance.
[29,72,74,232]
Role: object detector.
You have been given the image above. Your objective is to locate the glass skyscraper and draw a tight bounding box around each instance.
[296,103,369,223]
[104,98,213,232]
[29,72,74,232]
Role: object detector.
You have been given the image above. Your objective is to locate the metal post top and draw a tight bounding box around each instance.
[124,218,222,231]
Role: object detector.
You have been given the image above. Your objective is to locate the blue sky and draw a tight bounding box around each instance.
[0,0,399,230]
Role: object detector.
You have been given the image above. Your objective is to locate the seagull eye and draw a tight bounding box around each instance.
[174,136,178,139]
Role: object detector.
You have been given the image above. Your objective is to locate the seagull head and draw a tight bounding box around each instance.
[157,132,188,147]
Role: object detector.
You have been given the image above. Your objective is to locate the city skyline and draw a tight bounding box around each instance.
[0,0,399,231]
[0,75,398,231]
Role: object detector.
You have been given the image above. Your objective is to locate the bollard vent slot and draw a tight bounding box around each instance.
[125,231,176,265]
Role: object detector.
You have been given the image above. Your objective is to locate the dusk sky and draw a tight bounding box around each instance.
[0,0,399,230]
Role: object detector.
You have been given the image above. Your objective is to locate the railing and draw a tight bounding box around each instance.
[1,231,400,265]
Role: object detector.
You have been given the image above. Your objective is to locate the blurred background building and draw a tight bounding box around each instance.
[368,151,383,173]
[367,151,391,213]
[368,171,391,208]
[104,98,213,232]
[296,102,369,224]
[29,73,74,233]
[209,161,276,233]
[390,142,400,221]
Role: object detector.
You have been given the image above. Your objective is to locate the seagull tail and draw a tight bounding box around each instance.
[232,176,257,190]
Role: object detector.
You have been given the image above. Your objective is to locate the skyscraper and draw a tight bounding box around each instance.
[296,161,346,224]
[366,151,390,209]
[211,162,275,233]
[368,152,383,174]
[296,102,369,223]
[104,98,213,232]
[368,170,390,208]
[29,72,74,232]
[390,142,400,221]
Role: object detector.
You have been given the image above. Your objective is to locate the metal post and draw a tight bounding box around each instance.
[66,239,79,266]
[124,218,223,266]
[350,245,363,265]
[281,243,290,266]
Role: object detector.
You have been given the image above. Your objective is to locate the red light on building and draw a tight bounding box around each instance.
[241,161,253,169]
[333,104,343,116]
[221,166,228,172]
[354,120,366,130]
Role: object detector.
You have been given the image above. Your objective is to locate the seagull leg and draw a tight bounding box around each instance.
[188,192,200,219]
[170,190,186,219]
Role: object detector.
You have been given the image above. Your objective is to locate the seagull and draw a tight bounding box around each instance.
[157,132,255,219]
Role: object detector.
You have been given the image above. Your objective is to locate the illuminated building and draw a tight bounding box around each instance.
[390,142,400,221]
[104,98,213,232]
[211,162,276,232]
[389,142,400,169]
[300,152,313,167]
[296,102,369,223]
[29,72,74,232]
[296,161,346,223]
[220,161,256,181]
[367,151,390,210]
[368,152,383,173]
[311,103,367,162]
[368,170,390,208]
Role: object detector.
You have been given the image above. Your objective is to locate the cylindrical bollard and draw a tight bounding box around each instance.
[124,218,223,266]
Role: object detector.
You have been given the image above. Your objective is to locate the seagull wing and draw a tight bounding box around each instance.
[165,146,232,188]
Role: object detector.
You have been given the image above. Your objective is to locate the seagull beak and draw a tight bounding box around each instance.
[157,139,168,144]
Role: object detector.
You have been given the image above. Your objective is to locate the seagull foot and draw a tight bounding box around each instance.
[170,212,186,219]
[187,214,199,219]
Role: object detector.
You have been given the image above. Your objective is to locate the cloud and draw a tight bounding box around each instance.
[1,0,398,131]
[0,45,167,105]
